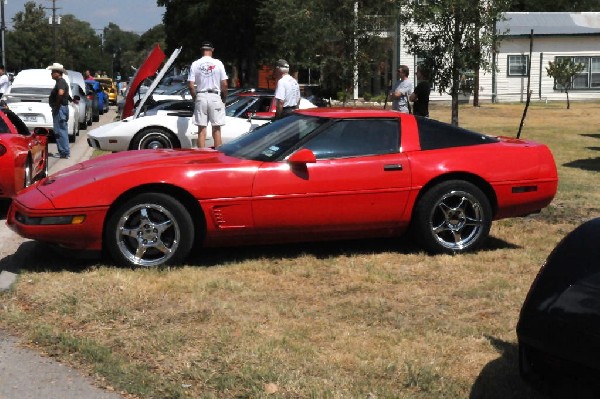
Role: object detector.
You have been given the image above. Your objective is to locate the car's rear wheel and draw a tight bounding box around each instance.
[131,128,179,150]
[412,180,491,254]
[105,192,194,268]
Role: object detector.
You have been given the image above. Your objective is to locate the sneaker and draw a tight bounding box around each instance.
[59,154,70,159]
[50,153,61,158]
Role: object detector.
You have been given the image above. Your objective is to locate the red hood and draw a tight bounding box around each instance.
[122,44,166,119]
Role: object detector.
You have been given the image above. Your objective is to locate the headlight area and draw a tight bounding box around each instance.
[15,213,86,225]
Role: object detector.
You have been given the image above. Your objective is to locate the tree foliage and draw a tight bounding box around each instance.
[5,1,165,81]
[157,0,263,85]
[546,58,585,109]
[398,0,510,126]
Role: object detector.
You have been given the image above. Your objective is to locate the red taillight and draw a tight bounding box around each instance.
[0,143,6,156]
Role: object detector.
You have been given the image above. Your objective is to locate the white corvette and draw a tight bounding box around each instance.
[88,46,314,152]
[87,111,269,151]
[88,47,270,151]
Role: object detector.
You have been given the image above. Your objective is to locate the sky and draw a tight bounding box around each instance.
[3,0,165,33]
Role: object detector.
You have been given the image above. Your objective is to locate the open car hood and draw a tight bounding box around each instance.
[122,44,182,119]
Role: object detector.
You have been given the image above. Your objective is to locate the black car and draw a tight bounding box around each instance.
[517,217,600,397]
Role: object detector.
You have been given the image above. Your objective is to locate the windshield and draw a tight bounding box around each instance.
[220,114,328,161]
[225,97,257,117]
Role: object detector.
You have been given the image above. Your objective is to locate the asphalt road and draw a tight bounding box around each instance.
[0,107,125,399]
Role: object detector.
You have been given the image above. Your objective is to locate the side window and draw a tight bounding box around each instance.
[303,119,399,159]
[2,109,30,136]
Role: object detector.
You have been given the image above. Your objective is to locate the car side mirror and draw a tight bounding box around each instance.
[287,148,316,164]
[33,127,49,136]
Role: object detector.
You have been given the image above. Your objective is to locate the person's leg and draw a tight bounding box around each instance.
[53,107,70,157]
[209,94,225,148]
[212,126,222,147]
[199,126,208,148]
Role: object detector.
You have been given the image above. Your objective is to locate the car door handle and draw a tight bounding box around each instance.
[384,164,403,171]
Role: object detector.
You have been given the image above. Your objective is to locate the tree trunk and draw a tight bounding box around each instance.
[451,13,461,126]
[566,90,571,109]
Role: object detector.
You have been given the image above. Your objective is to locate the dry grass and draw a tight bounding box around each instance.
[3,100,600,398]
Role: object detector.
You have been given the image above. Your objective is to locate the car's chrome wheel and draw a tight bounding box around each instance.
[132,128,178,150]
[105,193,194,267]
[413,180,491,253]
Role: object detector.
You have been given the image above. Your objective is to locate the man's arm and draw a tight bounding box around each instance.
[220,79,228,103]
[188,80,196,99]
[275,99,284,119]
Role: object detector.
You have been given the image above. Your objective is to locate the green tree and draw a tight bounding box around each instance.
[6,1,53,70]
[257,0,395,100]
[157,0,263,86]
[397,0,510,126]
[546,58,585,109]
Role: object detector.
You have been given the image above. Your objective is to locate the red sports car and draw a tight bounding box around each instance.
[0,107,49,198]
[7,109,558,267]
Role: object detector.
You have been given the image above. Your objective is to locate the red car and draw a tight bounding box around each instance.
[7,109,557,267]
[0,107,49,198]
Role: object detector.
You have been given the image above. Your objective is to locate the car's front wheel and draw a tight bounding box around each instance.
[131,128,179,150]
[105,192,195,267]
[412,180,492,254]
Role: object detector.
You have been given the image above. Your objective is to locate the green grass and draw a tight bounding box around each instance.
[2,101,600,398]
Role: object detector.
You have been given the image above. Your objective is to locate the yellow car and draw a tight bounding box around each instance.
[95,77,118,105]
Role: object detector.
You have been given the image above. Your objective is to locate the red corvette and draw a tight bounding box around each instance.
[7,108,557,267]
[0,107,49,198]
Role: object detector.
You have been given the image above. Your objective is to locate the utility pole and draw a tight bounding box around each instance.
[1,0,6,69]
[44,0,61,60]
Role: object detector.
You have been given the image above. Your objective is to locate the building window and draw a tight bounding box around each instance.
[555,56,600,89]
[507,55,528,76]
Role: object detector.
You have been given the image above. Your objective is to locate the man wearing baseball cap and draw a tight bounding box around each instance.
[187,41,228,148]
[274,59,300,119]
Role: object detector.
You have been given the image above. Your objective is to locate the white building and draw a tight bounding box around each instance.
[396,12,600,103]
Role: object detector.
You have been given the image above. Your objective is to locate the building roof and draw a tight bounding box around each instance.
[499,12,600,36]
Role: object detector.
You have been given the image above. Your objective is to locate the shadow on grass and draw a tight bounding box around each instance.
[1,234,518,273]
[563,158,600,172]
[470,336,547,399]
[0,241,99,274]
[581,133,600,140]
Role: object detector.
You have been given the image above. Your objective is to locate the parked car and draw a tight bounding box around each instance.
[86,79,108,115]
[8,108,558,268]
[4,69,80,142]
[517,217,600,395]
[88,48,272,151]
[0,107,49,198]
[68,70,92,129]
[95,77,118,105]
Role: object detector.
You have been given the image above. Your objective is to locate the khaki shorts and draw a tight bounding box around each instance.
[193,93,226,126]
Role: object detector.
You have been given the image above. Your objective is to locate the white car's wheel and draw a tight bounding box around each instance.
[131,128,179,150]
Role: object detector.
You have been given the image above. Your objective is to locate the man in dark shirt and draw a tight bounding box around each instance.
[47,62,70,158]
[410,65,431,118]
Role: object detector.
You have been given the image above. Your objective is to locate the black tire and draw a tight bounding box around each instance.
[412,180,492,254]
[131,128,179,150]
[79,121,87,130]
[104,192,195,267]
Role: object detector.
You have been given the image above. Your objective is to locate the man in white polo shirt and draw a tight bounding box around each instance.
[187,41,228,148]
[274,59,300,119]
